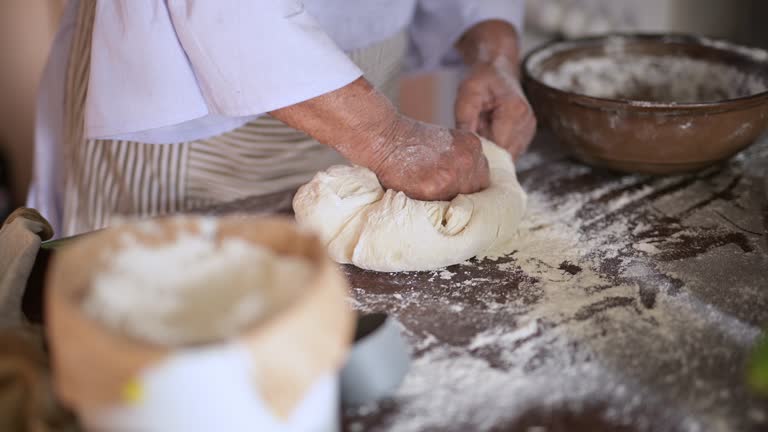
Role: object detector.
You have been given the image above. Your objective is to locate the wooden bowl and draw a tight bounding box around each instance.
[523,34,768,174]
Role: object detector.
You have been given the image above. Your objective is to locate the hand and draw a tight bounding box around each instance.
[370,118,490,201]
[455,20,537,159]
[270,78,489,201]
[455,61,536,159]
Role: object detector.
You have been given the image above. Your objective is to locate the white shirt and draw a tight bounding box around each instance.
[28,0,524,234]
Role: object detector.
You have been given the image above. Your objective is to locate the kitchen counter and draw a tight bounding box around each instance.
[219,132,768,432]
[27,130,766,431]
[338,132,768,432]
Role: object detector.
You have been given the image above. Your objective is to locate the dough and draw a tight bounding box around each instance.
[293,138,527,272]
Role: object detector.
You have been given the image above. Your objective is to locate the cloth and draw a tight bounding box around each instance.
[60,0,407,237]
[0,208,53,327]
[28,0,525,236]
[86,0,524,143]
[85,0,362,143]
[0,208,79,432]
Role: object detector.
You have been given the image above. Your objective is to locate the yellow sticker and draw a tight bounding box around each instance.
[122,379,144,405]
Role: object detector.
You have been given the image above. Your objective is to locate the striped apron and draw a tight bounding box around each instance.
[62,0,407,237]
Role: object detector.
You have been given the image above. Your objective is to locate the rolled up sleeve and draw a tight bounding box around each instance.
[86,0,363,141]
[166,0,363,116]
[407,0,525,72]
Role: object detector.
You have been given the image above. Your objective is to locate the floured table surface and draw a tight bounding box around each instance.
[209,131,768,432]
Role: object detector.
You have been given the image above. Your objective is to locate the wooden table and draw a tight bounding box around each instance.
[27,131,768,431]
[200,131,768,431]
[338,132,768,432]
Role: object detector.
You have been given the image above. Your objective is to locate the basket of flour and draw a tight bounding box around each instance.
[45,216,354,431]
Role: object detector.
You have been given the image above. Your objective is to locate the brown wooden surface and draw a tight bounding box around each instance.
[200,130,768,431]
[26,130,768,431]
[343,132,768,432]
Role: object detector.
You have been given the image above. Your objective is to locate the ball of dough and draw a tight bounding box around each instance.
[293,138,527,272]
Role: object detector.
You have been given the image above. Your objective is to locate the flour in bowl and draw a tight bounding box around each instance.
[540,55,768,103]
[82,228,314,346]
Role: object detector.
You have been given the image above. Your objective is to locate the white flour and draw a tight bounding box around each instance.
[539,55,768,103]
[347,136,768,431]
[83,227,314,346]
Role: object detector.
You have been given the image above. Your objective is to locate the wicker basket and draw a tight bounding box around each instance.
[46,216,354,430]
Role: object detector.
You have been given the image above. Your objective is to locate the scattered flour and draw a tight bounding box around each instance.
[347,136,768,431]
[83,227,314,346]
[633,242,660,255]
[438,269,456,280]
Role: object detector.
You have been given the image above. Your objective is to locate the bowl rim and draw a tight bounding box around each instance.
[522,33,768,112]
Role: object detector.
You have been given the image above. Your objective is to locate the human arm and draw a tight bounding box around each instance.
[454,19,537,158]
[270,78,489,201]
[408,0,536,158]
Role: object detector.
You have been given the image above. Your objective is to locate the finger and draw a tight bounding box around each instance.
[411,174,454,202]
[507,113,537,159]
[489,107,517,152]
[477,113,493,140]
[455,95,483,133]
[514,116,538,159]
[503,120,537,160]
[474,154,491,191]
[460,150,490,195]
[490,99,537,154]
[455,80,490,132]
[461,155,490,195]
[495,121,534,160]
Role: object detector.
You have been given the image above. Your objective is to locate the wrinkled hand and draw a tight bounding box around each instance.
[455,60,537,159]
[455,19,537,159]
[270,78,490,201]
[370,118,490,201]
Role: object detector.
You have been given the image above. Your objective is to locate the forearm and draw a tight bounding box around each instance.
[269,78,399,169]
[271,76,489,201]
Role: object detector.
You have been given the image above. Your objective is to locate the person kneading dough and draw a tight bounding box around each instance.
[294,137,527,272]
[28,1,535,238]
